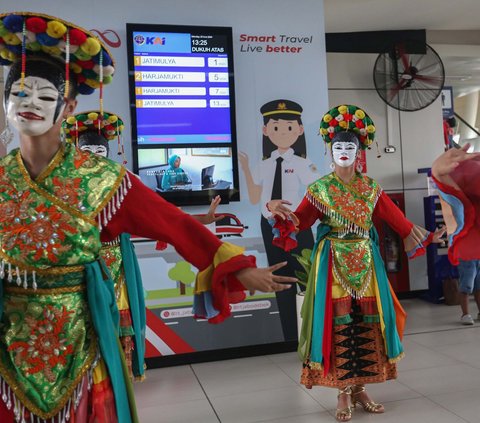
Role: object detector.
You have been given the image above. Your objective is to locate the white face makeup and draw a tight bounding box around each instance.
[80,144,108,157]
[332,141,358,168]
[6,76,64,137]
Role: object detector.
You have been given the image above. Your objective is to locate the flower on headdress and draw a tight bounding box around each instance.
[320,127,328,135]
[41,45,62,56]
[323,113,333,123]
[338,105,348,114]
[355,109,366,120]
[76,59,95,70]
[66,116,77,125]
[355,120,365,129]
[46,20,67,38]
[87,112,99,121]
[339,121,348,129]
[73,47,91,61]
[366,124,375,134]
[26,17,47,33]
[2,32,20,45]
[80,37,101,56]
[85,79,101,89]
[94,64,114,76]
[15,30,36,44]
[36,32,59,46]
[26,41,41,51]
[70,62,83,74]
[2,15,23,33]
[68,28,87,45]
[0,48,15,61]
[335,114,344,122]
[108,115,118,123]
[57,39,79,54]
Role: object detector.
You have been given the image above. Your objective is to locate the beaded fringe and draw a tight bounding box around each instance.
[0,365,95,423]
[305,188,382,240]
[0,261,37,290]
[101,235,121,247]
[97,172,132,232]
[331,256,373,299]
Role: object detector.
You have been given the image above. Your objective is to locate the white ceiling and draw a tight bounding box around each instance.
[324,0,480,97]
[324,0,480,32]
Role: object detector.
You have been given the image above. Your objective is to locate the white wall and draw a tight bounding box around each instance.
[327,52,444,290]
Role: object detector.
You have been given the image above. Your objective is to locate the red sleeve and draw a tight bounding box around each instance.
[101,174,223,271]
[101,175,256,322]
[294,196,323,231]
[373,192,413,239]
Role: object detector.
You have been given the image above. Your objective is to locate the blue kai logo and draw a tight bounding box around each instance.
[145,36,166,45]
[133,34,145,45]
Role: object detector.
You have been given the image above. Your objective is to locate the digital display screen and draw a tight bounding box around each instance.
[127,23,239,205]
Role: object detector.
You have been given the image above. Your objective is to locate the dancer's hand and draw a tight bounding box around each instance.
[432,143,480,178]
[432,225,447,243]
[235,262,297,295]
[267,199,293,220]
[195,195,224,224]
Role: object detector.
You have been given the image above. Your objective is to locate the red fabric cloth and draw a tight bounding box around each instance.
[0,399,13,422]
[271,216,298,252]
[102,173,254,318]
[207,254,257,323]
[433,160,480,263]
[88,378,118,423]
[155,240,168,251]
[270,197,323,252]
[373,192,414,239]
[0,375,118,423]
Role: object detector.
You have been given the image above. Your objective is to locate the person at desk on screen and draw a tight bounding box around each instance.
[161,154,191,190]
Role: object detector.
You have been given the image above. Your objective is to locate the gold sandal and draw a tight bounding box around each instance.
[336,386,353,422]
[351,385,384,414]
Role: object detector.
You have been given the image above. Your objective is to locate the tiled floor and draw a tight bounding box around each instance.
[135,298,480,422]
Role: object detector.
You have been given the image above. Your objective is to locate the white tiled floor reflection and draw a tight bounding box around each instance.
[135,298,480,422]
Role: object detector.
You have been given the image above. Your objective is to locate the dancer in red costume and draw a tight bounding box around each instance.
[432,144,480,325]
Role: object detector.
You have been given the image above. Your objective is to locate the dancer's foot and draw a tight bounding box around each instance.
[336,386,352,421]
[351,385,384,414]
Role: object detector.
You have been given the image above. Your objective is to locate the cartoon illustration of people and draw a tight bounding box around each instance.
[239,99,319,340]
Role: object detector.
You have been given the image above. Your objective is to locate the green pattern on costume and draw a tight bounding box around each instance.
[0,143,122,269]
[307,173,380,297]
[307,172,380,231]
[0,143,124,419]
[331,238,372,293]
[100,242,135,337]
[101,243,123,289]
[0,274,96,416]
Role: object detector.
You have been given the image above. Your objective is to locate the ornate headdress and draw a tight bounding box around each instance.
[63,111,126,163]
[319,105,376,150]
[0,12,114,103]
